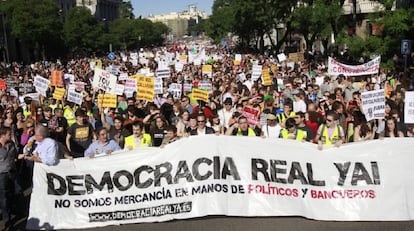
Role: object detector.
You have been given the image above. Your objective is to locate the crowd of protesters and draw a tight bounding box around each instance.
[0,44,412,228]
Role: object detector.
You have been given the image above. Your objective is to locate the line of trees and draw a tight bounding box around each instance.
[205,0,414,68]
[0,0,169,62]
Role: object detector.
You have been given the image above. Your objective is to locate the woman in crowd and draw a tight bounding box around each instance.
[383,117,404,138]
[176,110,190,137]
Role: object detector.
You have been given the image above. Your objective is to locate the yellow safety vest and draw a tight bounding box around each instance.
[277,111,296,124]
[64,106,76,126]
[236,128,256,136]
[124,133,152,149]
[280,128,307,141]
[319,124,344,145]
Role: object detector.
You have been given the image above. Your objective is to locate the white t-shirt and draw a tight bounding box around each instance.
[262,124,282,138]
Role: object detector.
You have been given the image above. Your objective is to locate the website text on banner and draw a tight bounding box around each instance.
[27,136,414,230]
[328,57,381,76]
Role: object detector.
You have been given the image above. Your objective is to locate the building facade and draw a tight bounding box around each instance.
[147,5,208,39]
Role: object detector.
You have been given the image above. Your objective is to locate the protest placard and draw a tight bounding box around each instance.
[192,88,209,102]
[137,76,154,101]
[50,70,63,87]
[93,68,117,93]
[242,106,260,126]
[66,91,83,105]
[262,69,272,86]
[202,65,213,78]
[97,94,117,108]
[404,91,414,124]
[169,83,182,100]
[361,89,385,121]
[34,75,50,96]
[53,88,65,100]
[252,65,262,81]
[154,78,163,95]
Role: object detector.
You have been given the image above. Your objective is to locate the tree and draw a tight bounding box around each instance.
[120,0,135,19]
[63,7,105,54]
[3,0,63,61]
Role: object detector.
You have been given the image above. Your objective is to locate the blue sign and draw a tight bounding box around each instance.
[401,40,412,55]
[108,52,116,60]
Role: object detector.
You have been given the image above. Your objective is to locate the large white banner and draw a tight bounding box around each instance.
[361,89,385,121]
[328,57,381,76]
[27,136,414,230]
[404,91,414,124]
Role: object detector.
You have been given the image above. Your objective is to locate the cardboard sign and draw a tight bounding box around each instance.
[154,78,163,95]
[242,106,260,127]
[361,89,385,121]
[252,65,262,81]
[192,88,209,102]
[53,88,65,100]
[34,75,50,97]
[262,69,272,86]
[288,52,304,62]
[124,78,137,98]
[93,68,117,93]
[66,91,83,105]
[98,94,117,108]
[137,76,154,101]
[202,65,213,78]
[168,83,182,100]
[51,70,63,87]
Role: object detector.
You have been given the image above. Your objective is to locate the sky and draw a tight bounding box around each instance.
[131,0,214,18]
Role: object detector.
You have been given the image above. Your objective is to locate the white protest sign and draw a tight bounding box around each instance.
[27,136,414,230]
[198,82,213,93]
[118,72,128,81]
[33,75,50,97]
[328,56,381,76]
[175,62,184,72]
[277,53,287,62]
[252,65,262,81]
[156,69,170,78]
[154,78,163,95]
[93,68,117,93]
[124,78,137,98]
[64,74,75,83]
[66,90,83,105]
[168,83,182,99]
[361,89,385,121]
[404,91,414,124]
[183,83,192,93]
[113,84,124,96]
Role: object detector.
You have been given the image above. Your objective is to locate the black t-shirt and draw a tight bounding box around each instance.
[67,122,94,158]
[151,127,167,147]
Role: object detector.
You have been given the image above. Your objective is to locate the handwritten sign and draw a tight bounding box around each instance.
[93,68,117,93]
[53,88,65,100]
[98,94,117,108]
[192,88,209,102]
[137,76,154,101]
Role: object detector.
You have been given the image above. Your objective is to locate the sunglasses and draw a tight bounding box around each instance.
[326,119,333,122]
[197,120,205,123]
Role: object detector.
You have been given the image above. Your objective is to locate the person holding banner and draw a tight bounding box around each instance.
[382,117,404,138]
[189,114,215,136]
[279,118,307,141]
[226,116,257,136]
[315,111,346,150]
[124,121,152,149]
[84,127,121,158]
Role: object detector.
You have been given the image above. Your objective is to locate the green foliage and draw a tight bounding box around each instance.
[119,0,135,19]
[63,7,104,52]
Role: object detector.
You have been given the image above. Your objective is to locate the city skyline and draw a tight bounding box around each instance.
[131,0,214,18]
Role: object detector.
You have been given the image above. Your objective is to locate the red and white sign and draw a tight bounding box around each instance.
[242,106,260,126]
[328,57,381,76]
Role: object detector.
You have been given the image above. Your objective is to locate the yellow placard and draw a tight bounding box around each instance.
[98,94,117,108]
[233,60,241,66]
[192,88,209,102]
[271,64,278,74]
[262,69,272,86]
[137,76,154,101]
[53,87,65,100]
[202,65,212,73]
